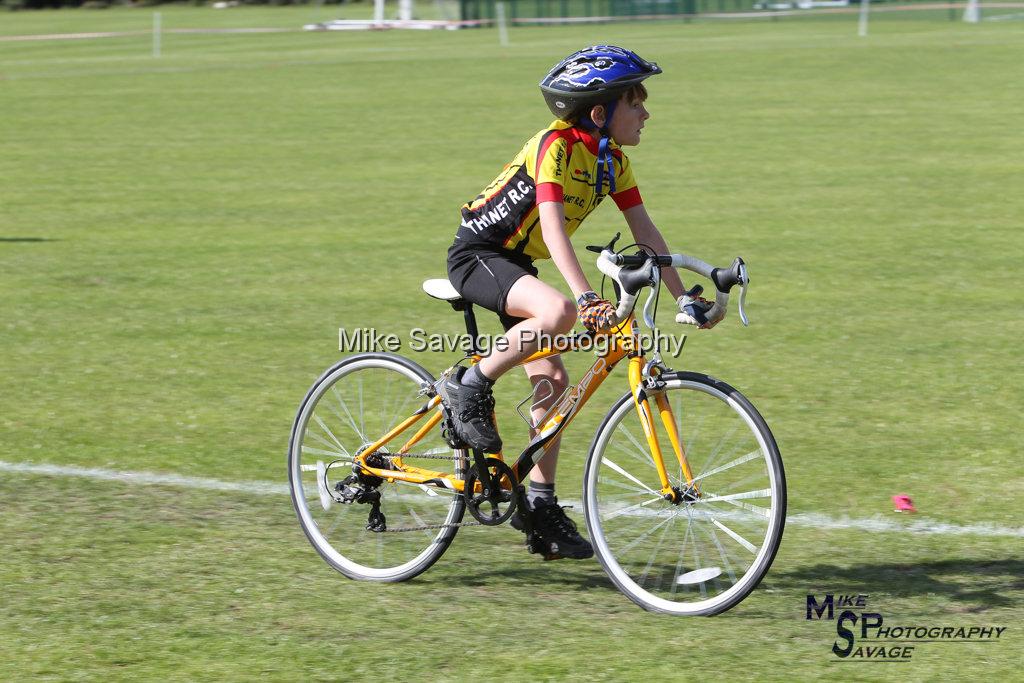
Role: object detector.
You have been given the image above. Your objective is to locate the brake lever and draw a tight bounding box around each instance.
[641,268,661,329]
[586,231,621,254]
[737,262,750,327]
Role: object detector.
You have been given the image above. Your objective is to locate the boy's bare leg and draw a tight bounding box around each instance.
[522,356,568,485]
[477,275,575,380]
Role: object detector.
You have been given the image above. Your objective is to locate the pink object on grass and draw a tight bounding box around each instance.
[892,494,916,513]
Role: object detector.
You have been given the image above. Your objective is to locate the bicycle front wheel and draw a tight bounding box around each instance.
[288,353,467,582]
[583,372,785,616]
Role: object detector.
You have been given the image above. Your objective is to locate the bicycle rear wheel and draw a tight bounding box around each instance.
[288,352,467,582]
[583,372,785,615]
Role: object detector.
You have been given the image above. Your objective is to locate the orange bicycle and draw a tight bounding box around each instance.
[288,238,785,615]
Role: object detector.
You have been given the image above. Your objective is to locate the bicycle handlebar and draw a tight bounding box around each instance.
[595,249,750,328]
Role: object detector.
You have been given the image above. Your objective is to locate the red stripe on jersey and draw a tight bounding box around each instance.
[571,126,594,155]
[503,212,538,247]
[471,165,522,209]
[536,183,563,204]
[612,186,642,211]
[535,129,576,184]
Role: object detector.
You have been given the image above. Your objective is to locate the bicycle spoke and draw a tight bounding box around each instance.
[686,517,708,599]
[608,438,657,472]
[601,458,661,496]
[699,522,740,585]
[700,488,772,504]
[597,475,654,495]
[670,519,694,597]
[313,415,349,454]
[404,505,438,540]
[358,375,365,440]
[601,495,664,522]
[321,505,353,538]
[393,479,459,498]
[682,408,706,467]
[615,508,677,555]
[710,518,758,554]
[699,489,772,519]
[385,389,416,434]
[636,511,676,588]
[615,423,657,470]
[304,427,351,455]
[301,444,349,460]
[710,469,771,498]
[695,421,740,487]
[377,371,392,438]
[329,386,368,443]
[691,449,762,483]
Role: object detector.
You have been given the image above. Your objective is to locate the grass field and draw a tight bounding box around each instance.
[2,7,1023,681]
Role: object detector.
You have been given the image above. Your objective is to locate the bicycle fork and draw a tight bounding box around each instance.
[627,357,699,504]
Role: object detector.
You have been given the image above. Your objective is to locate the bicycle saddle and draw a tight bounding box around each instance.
[422,278,463,303]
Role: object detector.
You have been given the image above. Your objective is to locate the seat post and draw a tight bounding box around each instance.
[461,304,481,356]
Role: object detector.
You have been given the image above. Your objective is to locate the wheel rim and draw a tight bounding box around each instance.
[289,358,465,580]
[586,379,783,614]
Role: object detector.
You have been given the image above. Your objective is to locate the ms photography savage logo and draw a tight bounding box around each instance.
[806,593,1008,663]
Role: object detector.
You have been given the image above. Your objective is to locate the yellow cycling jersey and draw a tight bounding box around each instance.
[455,119,643,261]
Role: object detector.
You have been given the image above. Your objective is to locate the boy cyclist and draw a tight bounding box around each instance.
[439,46,723,560]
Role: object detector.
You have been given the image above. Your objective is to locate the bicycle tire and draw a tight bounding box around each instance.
[582,371,785,615]
[288,352,467,582]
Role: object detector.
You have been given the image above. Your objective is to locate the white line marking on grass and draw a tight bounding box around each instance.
[3,460,1023,539]
[0,460,287,496]
[784,512,1024,538]
[0,28,297,42]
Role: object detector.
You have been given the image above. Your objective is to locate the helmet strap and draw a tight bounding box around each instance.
[596,136,616,196]
[595,99,618,195]
[574,100,619,195]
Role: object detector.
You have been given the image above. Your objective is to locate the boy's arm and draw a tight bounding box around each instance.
[538,201,593,299]
[622,204,686,300]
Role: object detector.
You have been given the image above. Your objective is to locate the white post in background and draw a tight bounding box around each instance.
[857,0,869,36]
[495,1,509,46]
[399,0,413,21]
[374,0,385,26]
[152,11,161,58]
[963,0,980,22]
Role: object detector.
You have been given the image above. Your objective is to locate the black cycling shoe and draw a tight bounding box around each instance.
[435,366,502,453]
[512,499,594,561]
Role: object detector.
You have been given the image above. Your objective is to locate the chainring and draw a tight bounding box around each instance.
[464,457,518,526]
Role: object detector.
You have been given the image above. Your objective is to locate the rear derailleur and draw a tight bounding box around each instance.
[334,453,391,532]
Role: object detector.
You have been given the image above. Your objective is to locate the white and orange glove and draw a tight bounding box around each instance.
[676,285,725,329]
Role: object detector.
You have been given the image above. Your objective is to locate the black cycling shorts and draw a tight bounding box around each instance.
[447,243,539,331]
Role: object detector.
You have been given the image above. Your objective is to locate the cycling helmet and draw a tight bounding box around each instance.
[539,46,662,194]
[539,45,662,122]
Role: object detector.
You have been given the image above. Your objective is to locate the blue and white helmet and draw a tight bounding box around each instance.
[540,45,662,121]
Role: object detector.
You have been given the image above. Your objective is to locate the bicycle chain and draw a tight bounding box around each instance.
[384,519,483,533]
[365,451,476,533]
[378,452,463,461]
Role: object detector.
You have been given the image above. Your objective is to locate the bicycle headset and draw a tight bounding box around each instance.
[539,45,663,195]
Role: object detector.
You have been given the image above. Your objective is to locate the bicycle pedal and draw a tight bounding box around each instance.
[441,423,467,450]
[525,533,547,556]
[526,536,562,561]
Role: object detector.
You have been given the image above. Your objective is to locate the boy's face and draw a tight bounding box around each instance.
[604,94,650,147]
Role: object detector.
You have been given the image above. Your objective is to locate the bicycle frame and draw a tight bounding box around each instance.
[350,311,698,503]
